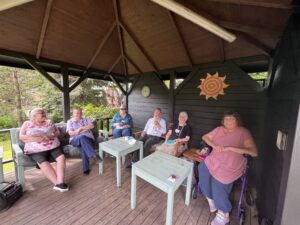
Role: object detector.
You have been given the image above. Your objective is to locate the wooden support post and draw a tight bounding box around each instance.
[168,72,175,122]
[61,66,70,122]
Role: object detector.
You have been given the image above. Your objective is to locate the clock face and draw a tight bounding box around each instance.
[141,86,151,97]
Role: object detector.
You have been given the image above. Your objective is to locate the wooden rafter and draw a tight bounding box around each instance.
[127,75,140,95]
[174,68,199,96]
[206,0,292,9]
[168,11,193,66]
[109,74,126,95]
[220,21,281,37]
[113,0,127,76]
[86,21,117,69]
[108,55,122,74]
[69,71,89,92]
[235,31,272,56]
[124,55,142,74]
[36,0,53,59]
[24,56,63,91]
[120,22,158,72]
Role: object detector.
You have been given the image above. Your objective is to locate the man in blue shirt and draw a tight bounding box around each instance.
[111,105,133,138]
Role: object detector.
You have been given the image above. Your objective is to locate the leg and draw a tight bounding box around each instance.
[143,136,161,156]
[198,162,213,199]
[166,190,175,225]
[55,155,66,184]
[121,128,131,137]
[131,167,137,209]
[113,129,122,139]
[38,161,58,184]
[79,148,90,172]
[211,177,233,213]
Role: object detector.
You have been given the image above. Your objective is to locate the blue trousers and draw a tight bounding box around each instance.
[198,162,233,213]
[113,128,131,138]
[70,135,96,172]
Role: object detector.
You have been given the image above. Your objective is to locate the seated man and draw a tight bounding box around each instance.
[156,111,191,156]
[132,108,166,163]
[112,104,133,138]
[67,107,102,175]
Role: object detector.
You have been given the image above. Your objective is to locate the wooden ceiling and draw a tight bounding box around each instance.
[0,0,295,76]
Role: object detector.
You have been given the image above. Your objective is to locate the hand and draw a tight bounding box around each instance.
[175,138,181,143]
[154,120,160,128]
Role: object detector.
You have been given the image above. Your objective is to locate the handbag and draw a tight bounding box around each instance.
[0,181,23,212]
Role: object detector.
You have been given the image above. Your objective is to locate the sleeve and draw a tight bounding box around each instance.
[66,120,72,132]
[85,117,92,125]
[242,127,253,142]
[208,126,221,139]
[111,114,117,128]
[129,114,134,129]
[185,124,192,137]
[160,119,167,134]
[144,119,151,132]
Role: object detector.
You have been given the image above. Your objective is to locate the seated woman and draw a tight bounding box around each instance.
[198,111,258,225]
[67,107,102,175]
[111,105,133,138]
[19,108,69,192]
[156,111,191,156]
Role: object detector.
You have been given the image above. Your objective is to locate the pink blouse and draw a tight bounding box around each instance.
[24,120,60,154]
[204,126,253,184]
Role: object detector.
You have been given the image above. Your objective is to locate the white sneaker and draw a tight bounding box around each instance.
[206,198,217,213]
[211,211,230,225]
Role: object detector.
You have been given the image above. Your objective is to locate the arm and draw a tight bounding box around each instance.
[202,133,224,152]
[224,138,258,157]
[142,119,151,137]
[165,130,172,141]
[175,136,190,143]
[19,122,45,143]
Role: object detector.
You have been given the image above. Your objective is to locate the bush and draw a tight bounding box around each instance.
[48,113,63,123]
[0,115,18,129]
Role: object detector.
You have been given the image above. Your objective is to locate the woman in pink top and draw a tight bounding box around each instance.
[19,108,68,192]
[198,111,258,225]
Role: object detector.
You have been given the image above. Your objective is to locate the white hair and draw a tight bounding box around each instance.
[179,111,188,120]
[30,108,44,120]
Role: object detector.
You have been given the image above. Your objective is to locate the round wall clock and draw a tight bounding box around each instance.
[141,85,151,97]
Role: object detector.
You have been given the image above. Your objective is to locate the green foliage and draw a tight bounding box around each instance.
[48,113,63,123]
[0,139,14,173]
[0,115,18,129]
[249,72,268,80]
[76,103,118,120]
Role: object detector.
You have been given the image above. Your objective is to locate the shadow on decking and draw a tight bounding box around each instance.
[0,158,255,225]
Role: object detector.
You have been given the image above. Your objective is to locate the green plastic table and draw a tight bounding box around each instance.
[99,137,143,187]
[131,151,193,225]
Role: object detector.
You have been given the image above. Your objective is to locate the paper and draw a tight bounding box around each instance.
[168,174,177,182]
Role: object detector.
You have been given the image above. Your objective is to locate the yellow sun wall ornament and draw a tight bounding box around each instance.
[198,72,229,100]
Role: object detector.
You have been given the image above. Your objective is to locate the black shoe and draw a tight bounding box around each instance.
[83,169,90,176]
[126,164,132,169]
[53,183,69,192]
[93,155,102,164]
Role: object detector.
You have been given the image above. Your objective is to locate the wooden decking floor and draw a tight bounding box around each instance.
[0,158,253,225]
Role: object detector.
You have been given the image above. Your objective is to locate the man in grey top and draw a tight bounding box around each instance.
[132,108,166,163]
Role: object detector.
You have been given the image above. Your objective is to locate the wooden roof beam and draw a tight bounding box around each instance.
[124,55,142,74]
[151,0,236,43]
[109,74,126,95]
[69,71,89,92]
[36,0,53,59]
[113,0,127,76]
[120,22,158,72]
[86,21,117,69]
[0,0,33,12]
[168,11,193,66]
[236,31,272,56]
[108,55,122,74]
[220,21,281,37]
[206,0,293,9]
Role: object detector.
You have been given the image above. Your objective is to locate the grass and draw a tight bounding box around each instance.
[0,139,14,174]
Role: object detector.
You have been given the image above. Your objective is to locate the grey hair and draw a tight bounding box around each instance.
[179,111,188,120]
[30,108,45,120]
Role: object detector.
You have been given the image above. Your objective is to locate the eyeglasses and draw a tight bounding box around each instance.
[120,108,127,110]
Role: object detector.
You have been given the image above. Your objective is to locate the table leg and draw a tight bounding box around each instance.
[99,148,103,174]
[131,167,137,209]
[185,167,193,206]
[116,156,121,187]
[122,155,125,165]
[166,190,174,225]
[139,144,143,160]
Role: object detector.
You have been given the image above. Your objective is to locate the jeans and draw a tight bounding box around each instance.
[113,128,131,138]
[198,162,233,213]
[70,135,96,172]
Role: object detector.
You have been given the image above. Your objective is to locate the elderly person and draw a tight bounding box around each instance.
[67,107,102,175]
[198,111,258,225]
[19,108,68,192]
[156,111,191,155]
[111,104,133,138]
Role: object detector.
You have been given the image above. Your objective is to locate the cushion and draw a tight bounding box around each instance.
[62,145,81,158]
